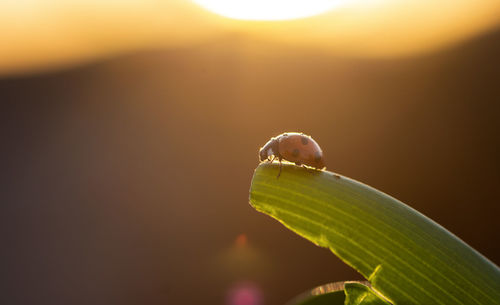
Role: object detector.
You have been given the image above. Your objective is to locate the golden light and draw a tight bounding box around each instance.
[191,0,344,20]
[0,0,500,75]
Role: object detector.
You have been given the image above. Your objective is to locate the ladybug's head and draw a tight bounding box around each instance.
[259,137,279,161]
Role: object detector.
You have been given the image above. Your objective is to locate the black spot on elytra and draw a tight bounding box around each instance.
[292,149,300,157]
[301,137,309,145]
[314,151,322,162]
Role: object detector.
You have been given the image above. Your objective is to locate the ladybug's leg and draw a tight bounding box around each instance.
[269,155,276,163]
[277,157,283,179]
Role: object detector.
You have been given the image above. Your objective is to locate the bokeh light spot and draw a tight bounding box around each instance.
[235,233,248,248]
[226,282,263,305]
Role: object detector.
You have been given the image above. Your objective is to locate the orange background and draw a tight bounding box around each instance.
[1,2,500,305]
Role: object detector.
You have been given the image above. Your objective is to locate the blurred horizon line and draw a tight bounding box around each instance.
[1,23,499,80]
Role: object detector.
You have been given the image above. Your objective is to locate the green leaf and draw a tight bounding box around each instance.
[249,163,500,305]
[344,282,391,305]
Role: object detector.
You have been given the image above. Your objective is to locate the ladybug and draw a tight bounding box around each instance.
[259,132,325,177]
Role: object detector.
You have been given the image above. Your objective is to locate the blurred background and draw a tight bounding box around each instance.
[1,1,500,305]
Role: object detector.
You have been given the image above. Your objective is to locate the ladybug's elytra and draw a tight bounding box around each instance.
[259,132,325,178]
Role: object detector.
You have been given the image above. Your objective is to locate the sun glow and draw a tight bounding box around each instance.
[1,0,500,74]
[191,0,344,20]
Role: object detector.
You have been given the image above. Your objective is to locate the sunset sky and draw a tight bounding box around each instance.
[1,0,500,74]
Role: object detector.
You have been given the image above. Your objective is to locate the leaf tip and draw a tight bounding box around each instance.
[368,264,383,282]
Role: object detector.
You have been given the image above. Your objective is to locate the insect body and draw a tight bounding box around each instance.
[259,132,325,177]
